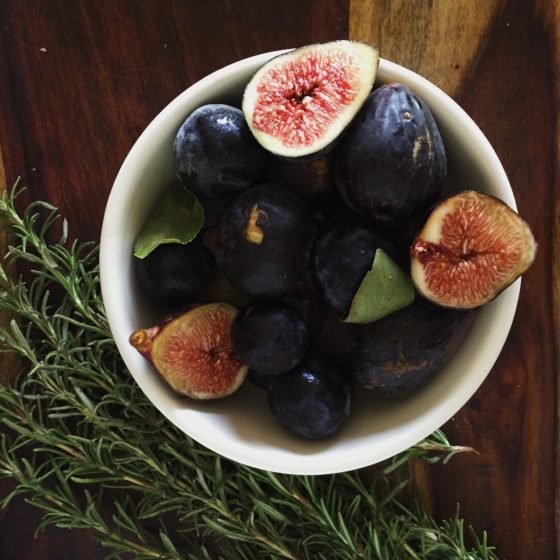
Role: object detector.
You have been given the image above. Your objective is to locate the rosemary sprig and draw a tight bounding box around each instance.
[0,184,498,559]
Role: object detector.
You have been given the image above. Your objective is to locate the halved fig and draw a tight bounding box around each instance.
[242,40,379,159]
[129,303,248,399]
[411,191,537,308]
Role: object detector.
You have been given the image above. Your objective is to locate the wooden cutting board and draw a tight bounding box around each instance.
[0,1,557,558]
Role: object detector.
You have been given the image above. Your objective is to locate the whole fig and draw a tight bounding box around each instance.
[206,184,316,298]
[350,300,476,397]
[334,83,447,223]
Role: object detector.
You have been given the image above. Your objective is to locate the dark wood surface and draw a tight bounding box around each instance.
[0,1,557,559]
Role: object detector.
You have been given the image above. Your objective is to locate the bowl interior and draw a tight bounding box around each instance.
[100,52,519,475]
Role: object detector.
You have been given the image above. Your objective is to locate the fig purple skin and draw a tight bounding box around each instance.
[173,104,266,201]
[267,355,353,439]
[133,239,215,307]
[206,184,316,298]
[260,154,335,200]
[350,300,477,397]
[334,83,447,223]
[311,223,398,316]
[231,302,309,376]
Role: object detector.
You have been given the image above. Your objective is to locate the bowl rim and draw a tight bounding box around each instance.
[100,51,519,474]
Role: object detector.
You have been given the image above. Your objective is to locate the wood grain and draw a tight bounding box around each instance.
[535,0,560,548]
[349,0,505,96]
[0,143,21,385]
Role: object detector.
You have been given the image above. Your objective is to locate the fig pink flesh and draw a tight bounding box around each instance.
[252,52,358,148]
[150,303,247,399]
[411,191,536,308]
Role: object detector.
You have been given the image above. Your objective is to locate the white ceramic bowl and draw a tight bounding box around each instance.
[100,50,519,475]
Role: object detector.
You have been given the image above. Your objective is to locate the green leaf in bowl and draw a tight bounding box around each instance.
[133,182,204,259]
[344,248,415,324]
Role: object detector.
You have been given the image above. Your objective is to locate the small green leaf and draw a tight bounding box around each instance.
[344,248,415,324]
[133,182,204,259]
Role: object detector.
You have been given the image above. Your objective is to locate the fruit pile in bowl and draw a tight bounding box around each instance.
[100,41,536,474]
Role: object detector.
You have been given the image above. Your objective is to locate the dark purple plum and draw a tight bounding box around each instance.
[173,104,266,201]
[334,83,447,223]
[134,240,215,306]
[350,300,477,397]
[267,356,353,439]
[206,184,316,298]
[231,302,309,376]
[311,223,396,316]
